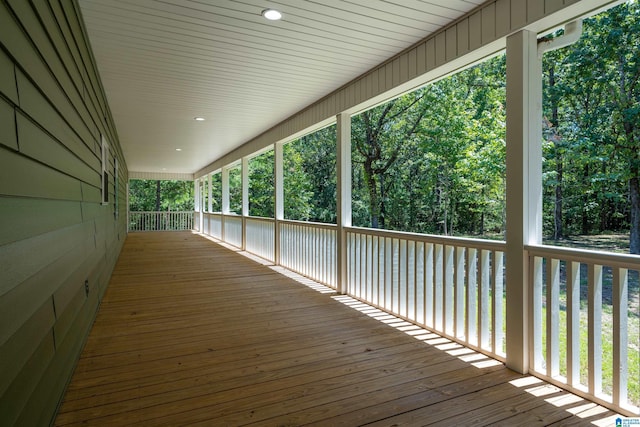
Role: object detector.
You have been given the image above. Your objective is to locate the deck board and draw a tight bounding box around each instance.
[55,232,619,426]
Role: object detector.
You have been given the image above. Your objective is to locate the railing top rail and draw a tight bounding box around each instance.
[279,218,337,230]
[526,244,640,269]
[129,211,194,214]
[347,226,506,251]
[224,214,243,220]
[246,216,276,223]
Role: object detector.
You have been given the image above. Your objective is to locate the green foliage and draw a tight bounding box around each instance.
[228,165,242,215]
[352,54,506,237]
[211,173,222,212]
[129,179,194,212]
[241,125,337,222]
[289,126,337,223]
[347,2,637,252]
[249,150,275,218]
[541,2,639,252]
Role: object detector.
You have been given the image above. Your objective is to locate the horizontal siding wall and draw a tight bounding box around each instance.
[196,0,619,178]
[0,0,127,426]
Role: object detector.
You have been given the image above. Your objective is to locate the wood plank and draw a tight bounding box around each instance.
[54,232,622,426]
[16,282,101,427]
[496,0,512,37]
[0,221,92,296]
[0,228,93,345]
[0,197,82,246]
[469,10,483,51]
[7,0,89,130]
[0,300,55,397]
[0,332,55,426]
[0,98,17,151]
[0,146,83,201]
[457,19,470,56]
[15,70,100,171]
[482,3,497,45]
[435,32,446,67]
[17,112,100,187]
[0,48,18,103]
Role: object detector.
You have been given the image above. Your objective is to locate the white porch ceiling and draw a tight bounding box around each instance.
[79,0,485,174]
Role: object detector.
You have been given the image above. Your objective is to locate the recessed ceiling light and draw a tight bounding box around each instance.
[262,8,282,20]
[194,117,205,121]
[175,148,182,151]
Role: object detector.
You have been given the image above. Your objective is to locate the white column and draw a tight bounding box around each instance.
[194,178,199,212]
[207,174,213,213]
[505,29,542,374]
[274,142,284,265]
[242,157,249,217]
[221,167,230,214]
[221,167,229,241]
[242,156,249,250]
[336,113,351,294]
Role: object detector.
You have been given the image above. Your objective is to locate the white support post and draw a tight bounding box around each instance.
[207,174,213,213]
[612,267,628,406]
[194,178,199,213]
[222,168,230,214]
[242,156,249,250]
[336,113,352,295]
[221,167,229,241]
[274,142,284,265]
[505,29,542,374]
[193,178,200,232]
[242,157,249,217]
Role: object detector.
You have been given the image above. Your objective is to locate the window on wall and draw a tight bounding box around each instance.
[101,135,109,205]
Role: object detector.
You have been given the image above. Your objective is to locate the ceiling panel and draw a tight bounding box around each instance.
[79,0,483,174]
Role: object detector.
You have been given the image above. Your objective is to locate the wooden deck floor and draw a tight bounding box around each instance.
[55,232,620,426]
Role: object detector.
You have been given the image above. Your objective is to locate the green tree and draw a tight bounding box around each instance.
[249,150,275,218]
[129,179,194,212]
[352,54,506,237]
[228,165,242,214]
[541,2,638,253]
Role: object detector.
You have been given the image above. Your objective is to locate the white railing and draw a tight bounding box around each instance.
[246,217,275,262]
[194,210,201,232]
[527,244,640,414]
[194,212,640,416]
[279,220,337,289]
[128,211,194,232]
[205,213,223,239]
[223,215,243,248]
[347,227,506,361]
[202,211,210,235]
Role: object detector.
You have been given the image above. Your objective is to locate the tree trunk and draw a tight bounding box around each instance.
[363,160,380,228]
[554,158,563,239]
[581,164,590,235]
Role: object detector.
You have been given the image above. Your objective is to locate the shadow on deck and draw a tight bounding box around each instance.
[55,232,620,426]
